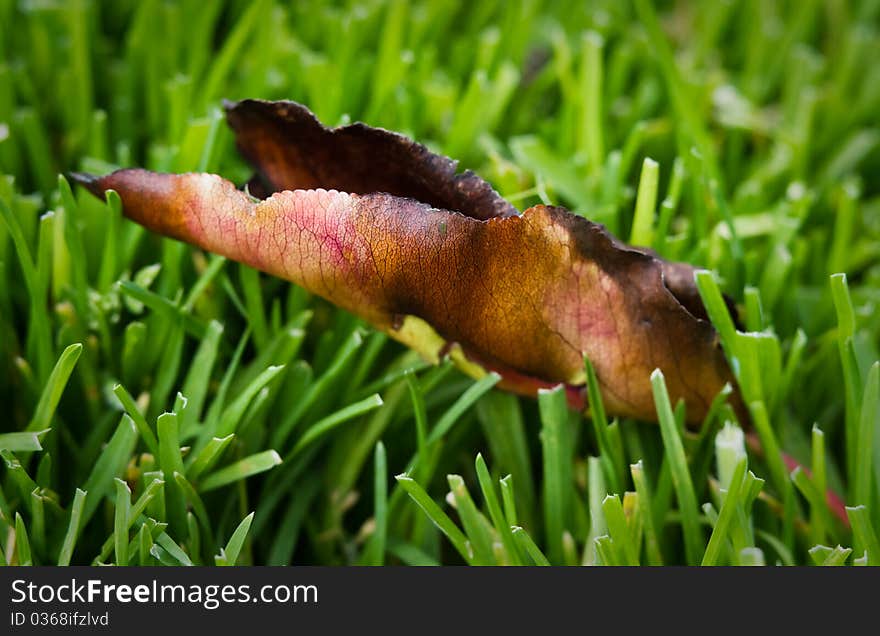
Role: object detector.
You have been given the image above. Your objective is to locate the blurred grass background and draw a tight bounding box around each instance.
[0,0,879,565]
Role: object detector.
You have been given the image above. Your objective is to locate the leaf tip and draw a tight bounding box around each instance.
[67,171,105,198]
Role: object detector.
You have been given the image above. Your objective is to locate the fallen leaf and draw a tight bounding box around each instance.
[72,99,740,424]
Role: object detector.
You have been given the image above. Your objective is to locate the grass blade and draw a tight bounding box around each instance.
[846,506,880,566]
[14,514,32,566]
[447,474,495,565]
[630,157,659,247]
[584,356,623,493]
[475,453,521,565]
[289,394,384,458]
[57,489,87,566]
[854,362,878,507]
[200,450,282,492]
[214,365,284,439]
[651,369,703,564]
[603,494,639,565]
[631,461,663,565]
[112,383,159,457]
[538,385,572,564]
[512,526,551,566]
[0,429,49,452]
[113,478,131,566]
[396,474,472,564]
[215,512,255,566]
[81,415,138,526]
[179,320,224,435]
[157,412,187,535]
[426,372,501,444]
[702,458,747,566]
[155,532,193,566]
[371,442,388,566]
[187,434,235,481]
[27,343,82,432]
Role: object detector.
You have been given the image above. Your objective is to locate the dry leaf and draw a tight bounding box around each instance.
[72,99,740,424]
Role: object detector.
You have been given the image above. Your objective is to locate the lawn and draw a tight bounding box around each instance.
[1,0,879,566]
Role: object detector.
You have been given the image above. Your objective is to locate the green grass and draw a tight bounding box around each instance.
[1,0,879,566]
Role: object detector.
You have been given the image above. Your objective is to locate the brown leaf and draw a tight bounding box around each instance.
[72,99,740,424]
